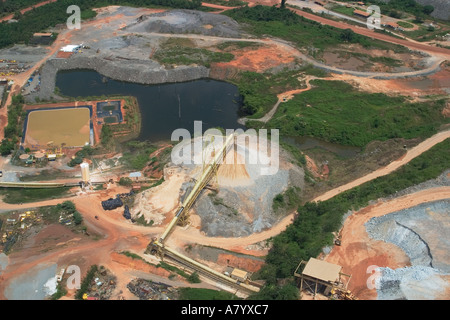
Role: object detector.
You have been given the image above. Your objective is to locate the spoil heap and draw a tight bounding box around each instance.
[173,133,305,237]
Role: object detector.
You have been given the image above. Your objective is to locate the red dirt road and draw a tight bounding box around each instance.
[287,7,450,57]
[0,0,58,23]
[239,1,450,58]
[324,187,450,300]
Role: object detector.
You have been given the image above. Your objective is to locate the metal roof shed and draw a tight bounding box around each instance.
[294,258,352,299]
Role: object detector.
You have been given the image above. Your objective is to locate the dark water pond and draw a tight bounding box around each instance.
[56,70,245,142]
[56,70,360,157]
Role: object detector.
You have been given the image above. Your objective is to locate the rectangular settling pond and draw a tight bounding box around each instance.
[23,107,91,149]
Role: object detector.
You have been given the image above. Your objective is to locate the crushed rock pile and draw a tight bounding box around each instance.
[124,9,245,38]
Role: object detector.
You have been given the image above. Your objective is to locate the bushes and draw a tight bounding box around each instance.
[266,80,449,147]
[254,138,450,296]
[225,5,398,52]
[118,177,133,186]
[0,0,202,49]
[178,287,240,300]
[0,94,25,156]
[75,265,98,300]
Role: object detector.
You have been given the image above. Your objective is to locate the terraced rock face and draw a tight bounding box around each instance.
[365,199,450,299]
[366,218,433,267]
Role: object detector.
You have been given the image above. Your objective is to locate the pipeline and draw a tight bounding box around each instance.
[153,240,259,294]
[159,134,235,244]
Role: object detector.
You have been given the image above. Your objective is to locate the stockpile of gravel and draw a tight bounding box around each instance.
[176,135,305,238]
[376,266,449,300]
[125,10,245,38]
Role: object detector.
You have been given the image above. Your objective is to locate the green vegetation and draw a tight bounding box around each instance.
[187,271,201,284]
[399,24,450,42]
[0,0,202,48]
[75,265,98,300]
[272,186,302,212]
[120,140,158,171]
[0,0,44,17]
[225,6,409,56]
[333,51,403,68]
[330,5,356,17]
[51,282,68,300]
[68,145,94,167]
[154,38,234,68]
[121,250,147,261]
[397,20,415,29]
[201,0,246,7]
[134,214,154,226]
[265,80,448,147]
[178,287,241,300]
[337,0,435,20]
[100,124,114,148]
[230,68,315,117]
[216,41,262,51]
[38,200,84,226]
[0,95,25,156]
[0,187,72,204]
[251,138,450,299]
[118,177,133,186]
[157,261,193,281]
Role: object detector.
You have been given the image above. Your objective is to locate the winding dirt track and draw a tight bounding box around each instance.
[1,3,449,299]
[324,186,450,300]
[3,130,447,255]
[167,130,450,252]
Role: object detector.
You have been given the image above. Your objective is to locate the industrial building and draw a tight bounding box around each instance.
[294,258,354,299]
[353,9,371,19]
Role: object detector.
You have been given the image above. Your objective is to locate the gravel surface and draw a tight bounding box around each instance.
[178,136,305,238]
[376,266,449,300]
[124,10,245,38]
[24,7,248,102]
[0,45,49,64]
[365,198,450,299]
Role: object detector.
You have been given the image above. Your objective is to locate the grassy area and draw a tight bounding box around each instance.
[265,80,449,147]
[154,38,234,68]
[272,186,302,213]
[202,0,246,6]
[399,24,450,42]
[251,137,450,299]
[119,140,158,171]
[229,66,326,118]
[0,187,72,204]
[397,20,415,29]
[225,6,410,57]
[329,4,355,17]
[75,265,98,300]
[178,287,241,300]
